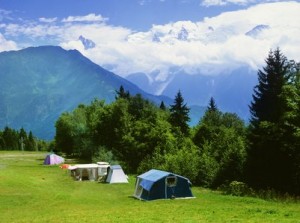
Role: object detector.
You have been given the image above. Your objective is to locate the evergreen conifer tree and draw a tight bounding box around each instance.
[207,97,218,112]
[247,48,292,192]
[159,101,166,110]
[115,85,130,100]
[249,48,289,125]
[169,90,190,136]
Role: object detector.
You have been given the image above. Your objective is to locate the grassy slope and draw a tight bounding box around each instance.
[0,151,299,223]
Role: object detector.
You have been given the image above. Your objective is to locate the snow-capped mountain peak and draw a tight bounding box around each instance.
[79,35,96,50]
[245,24,270,37]
[177,27,189,41]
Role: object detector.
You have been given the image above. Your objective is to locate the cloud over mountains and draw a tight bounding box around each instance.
[0,1,299,81]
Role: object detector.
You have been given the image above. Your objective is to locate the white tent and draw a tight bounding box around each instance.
[97,162,110,177]
[106,165,128,183]
[68,162,110,181]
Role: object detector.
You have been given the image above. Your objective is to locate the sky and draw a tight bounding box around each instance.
[0,0,300,81]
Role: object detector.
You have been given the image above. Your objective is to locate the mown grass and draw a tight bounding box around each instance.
[0,151,299,223]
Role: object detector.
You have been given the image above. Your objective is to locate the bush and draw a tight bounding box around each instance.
[92,146,117,164]
[221,181,300,202]
[223,181,253,197]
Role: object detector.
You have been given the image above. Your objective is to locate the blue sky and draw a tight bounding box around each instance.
[0,0,245,30]
[0,0,300,83]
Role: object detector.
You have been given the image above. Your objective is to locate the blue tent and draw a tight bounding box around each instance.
[133,169,194,201]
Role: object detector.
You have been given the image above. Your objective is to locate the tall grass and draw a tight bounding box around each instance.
[0,151,299,223]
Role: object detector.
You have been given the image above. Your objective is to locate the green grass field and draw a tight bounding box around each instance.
[0,151,299,223]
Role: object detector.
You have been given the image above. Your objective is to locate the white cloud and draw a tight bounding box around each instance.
[61,13,108,23]
[201,0,274,7]
[39,17,57,23]
[53,2,300,80]
[88,1,298,79]
[0,9,12,21]
[3,22,62,39]
[0,33,17,51]
[0,2,299,82]
[201,0,256,7]
[202,0,227,6]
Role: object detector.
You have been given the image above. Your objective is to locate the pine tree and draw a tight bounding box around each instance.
[278,61,300,195]
[246,48,292,192]
[250,48,289,125]
[159,101,166,110]
[26,131,36,151]
[207,97,218,112]
[2,126,19,150]
[115,85,130,100]
[169,90,190,136]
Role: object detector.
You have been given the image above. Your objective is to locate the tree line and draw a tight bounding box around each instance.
[0,126,48,151]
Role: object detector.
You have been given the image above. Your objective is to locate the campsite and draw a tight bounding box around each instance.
[0,151,299,223]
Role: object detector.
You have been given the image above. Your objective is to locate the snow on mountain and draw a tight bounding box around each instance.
[131,19,249,44]
[129,20,270,46]
[245,25,270,38]
[126,66,258,121]
[79,35,96,50]
[152,33,161,42]
[177,27,189,41]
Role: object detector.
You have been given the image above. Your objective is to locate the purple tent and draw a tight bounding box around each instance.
[43,154,65,165]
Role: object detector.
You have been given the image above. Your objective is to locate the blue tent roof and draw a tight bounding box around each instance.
[138,169,170,181]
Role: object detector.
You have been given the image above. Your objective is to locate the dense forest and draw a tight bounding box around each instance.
[1,49,299,195]
[0,126,49,151]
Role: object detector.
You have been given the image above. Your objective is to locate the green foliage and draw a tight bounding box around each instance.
[55,91,174,173]
[55,104,95,159]
[223,181,254,197]
[139,137,201,183]
[113,95,173,173]
[250,48,290,124]
[91,145,117,164]
[207,97,218,112]
[0,126,42,151]
[196,143,219,187]
[247,49,300,195]
[169,90,190,136]
[115,85,130,100]
[0,126,19,150]
[159,101,166,110]
[193,99,247,188]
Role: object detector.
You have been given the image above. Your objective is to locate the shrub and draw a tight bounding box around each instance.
[224,181,253,197]
[92,146,117,164]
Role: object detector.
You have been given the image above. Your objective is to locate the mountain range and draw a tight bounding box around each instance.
[128,21,271,44]
[0,45,257,140]
[0,46,171,139]
[126,66,257,121]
